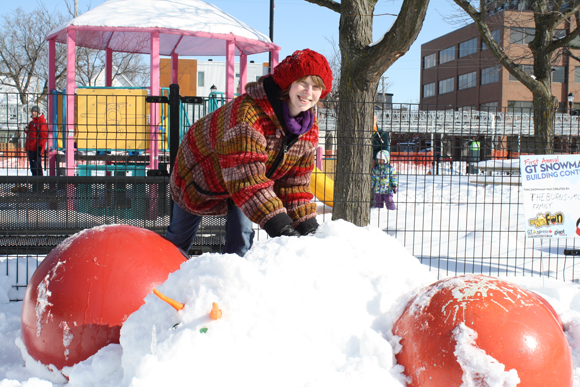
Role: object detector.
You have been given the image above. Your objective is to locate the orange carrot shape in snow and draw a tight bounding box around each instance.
[153,288,184,311]
[210,302,222,320]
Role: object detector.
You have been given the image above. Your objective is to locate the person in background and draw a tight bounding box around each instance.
[372,116,390,162]
[166,49,333,257]
[370,115,390,207]
[371,150,398,211]
[25,106,48,192]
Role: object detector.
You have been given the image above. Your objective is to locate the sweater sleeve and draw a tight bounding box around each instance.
[272,145,318,227]
[215,121,288,229]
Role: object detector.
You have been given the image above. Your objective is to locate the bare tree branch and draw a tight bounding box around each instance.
[304,0,342,14]
[452,0,580,154]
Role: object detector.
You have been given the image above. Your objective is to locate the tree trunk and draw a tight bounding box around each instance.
[331,0,378,226]
[532,91,557,154]
[529,7,557,155]
[332,84,377,226]
[305,0,429,226]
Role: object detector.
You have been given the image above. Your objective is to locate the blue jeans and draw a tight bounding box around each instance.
[165,201,255,257]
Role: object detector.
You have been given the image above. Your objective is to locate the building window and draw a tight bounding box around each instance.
[424,53,437,69]
[575,67,580,83]
[552,66,566,83]
[510,28,534,44]
[198,71,205,87]
[439,46,455,64]
[508,100,533,113]
[481,66,500,85]
[423,82,436,98]
[458,72,476,90]
[439,77,454,94]
[509,64,533,81]
[459,38,478,58]
[482,29,501,50]
[509,65,568,84]
[480,101,499,113]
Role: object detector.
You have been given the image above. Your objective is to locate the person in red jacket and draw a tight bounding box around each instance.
[26,106,48,190]
[166,49,333,257]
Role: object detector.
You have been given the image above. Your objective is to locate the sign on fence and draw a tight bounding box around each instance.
[520,154,580,239]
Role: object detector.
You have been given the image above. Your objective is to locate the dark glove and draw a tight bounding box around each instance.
[392,187,398,194]
[277,224,301,237]
[295,217,319,236]
[263,213,298,238]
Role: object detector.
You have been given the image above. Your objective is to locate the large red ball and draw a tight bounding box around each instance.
[393,275,572,387]
[21,225,187,370]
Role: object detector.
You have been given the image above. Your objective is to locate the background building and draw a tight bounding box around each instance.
[160,59,269,97]
[420,8,580,112]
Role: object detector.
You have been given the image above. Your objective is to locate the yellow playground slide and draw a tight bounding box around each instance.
[310,167,334,207]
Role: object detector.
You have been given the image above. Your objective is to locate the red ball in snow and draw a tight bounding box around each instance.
[393,275,572,387]
[20,225,187,370]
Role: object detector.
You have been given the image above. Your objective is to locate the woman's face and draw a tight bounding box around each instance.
[287,76,322,117]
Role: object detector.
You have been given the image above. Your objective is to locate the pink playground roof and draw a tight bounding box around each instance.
[46,0,280,56]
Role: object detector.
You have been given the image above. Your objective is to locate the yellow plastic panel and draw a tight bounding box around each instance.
[76,88,148,151]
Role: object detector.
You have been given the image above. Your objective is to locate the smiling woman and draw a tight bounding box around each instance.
[286,76,324,117]
[166,48,333,257]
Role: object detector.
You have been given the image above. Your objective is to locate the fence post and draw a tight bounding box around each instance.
[169,84,181,175]
[168,83,181,221]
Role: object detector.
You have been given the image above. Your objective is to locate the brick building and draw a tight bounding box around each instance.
[420,8,580,112]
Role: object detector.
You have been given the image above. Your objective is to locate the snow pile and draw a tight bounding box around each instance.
[114,220,434,387]
[2,220,580,386]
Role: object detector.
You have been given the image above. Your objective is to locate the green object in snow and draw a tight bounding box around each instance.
[200,327,208,333]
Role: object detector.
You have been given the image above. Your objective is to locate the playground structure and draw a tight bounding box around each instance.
[44,0,280,176]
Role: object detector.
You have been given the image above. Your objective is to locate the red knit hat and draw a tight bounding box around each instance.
[272,49,333,99]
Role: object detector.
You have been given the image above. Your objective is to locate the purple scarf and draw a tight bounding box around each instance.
[281,102,315,135]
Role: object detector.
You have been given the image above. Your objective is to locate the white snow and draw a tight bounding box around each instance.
[453,323,521,387]
[1,219,580,386]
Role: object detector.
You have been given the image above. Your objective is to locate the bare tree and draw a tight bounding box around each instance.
[75,48,149,87]
[0,3,149,105]
[0,6,68,104]
[305,0,430,225]
[453,0,580,155]
[323,36,341,102]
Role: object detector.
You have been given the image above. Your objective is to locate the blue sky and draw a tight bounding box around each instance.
[9,0,461,102]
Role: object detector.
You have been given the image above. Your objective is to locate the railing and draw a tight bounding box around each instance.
[1,90,580,301]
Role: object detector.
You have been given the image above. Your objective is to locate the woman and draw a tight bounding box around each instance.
[166,49,333,256]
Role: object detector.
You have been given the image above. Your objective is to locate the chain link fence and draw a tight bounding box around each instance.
[2,90,580,300]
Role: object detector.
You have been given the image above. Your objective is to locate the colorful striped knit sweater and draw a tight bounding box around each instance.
[170,76,319,235]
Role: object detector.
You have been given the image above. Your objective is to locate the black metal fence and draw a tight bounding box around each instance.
[2,87,580,300]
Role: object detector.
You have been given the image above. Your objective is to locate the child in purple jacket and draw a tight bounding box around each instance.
[371,150,398,210]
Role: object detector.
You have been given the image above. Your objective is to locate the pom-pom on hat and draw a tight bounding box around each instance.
[377,150,390,162]
[272,49,333,99]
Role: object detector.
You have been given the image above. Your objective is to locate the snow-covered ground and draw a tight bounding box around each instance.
[1,161,580,386]
[1,220,580,386]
